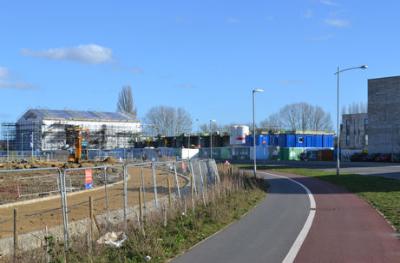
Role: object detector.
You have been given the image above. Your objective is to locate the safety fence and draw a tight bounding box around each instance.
[0,159,221,262]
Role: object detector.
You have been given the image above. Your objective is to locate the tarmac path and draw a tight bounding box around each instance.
[173,172,312,263]
[173,171,400,263]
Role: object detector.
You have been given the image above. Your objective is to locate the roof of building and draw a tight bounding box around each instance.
[21,109,139,123]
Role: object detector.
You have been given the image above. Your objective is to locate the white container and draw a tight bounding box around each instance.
[229,125,250,145]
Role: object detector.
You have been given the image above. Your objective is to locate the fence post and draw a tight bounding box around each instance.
[123,165,128,231]
[151,162,159,208]
[88,196,93,262]
[139,186,143,225]
[189,160,197,195]
[13,208,18,263]
[198,161,207,206]
[103,167,110,228]
[167,177,172,207]
[172,162,181,198]
[140,167,147,216]
[58,169,69,251]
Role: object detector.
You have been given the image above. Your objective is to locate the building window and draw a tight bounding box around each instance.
[346,135,350,146]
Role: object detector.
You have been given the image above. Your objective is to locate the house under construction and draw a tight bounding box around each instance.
[1,109,141,151]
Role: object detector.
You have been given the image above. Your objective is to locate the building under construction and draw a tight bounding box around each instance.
[1,109,141,152]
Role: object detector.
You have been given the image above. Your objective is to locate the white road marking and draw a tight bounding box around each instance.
[260,172,316,263]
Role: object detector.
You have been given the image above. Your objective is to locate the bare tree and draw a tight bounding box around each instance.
[342,101,367,114]
[117,85,137,118]
[199,123,231,134]
[260,102,333,132]
[144,106,192,136]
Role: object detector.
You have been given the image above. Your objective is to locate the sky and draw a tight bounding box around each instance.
[0,0,399,130]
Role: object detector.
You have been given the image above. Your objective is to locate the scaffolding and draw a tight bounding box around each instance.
[0,122,141,154]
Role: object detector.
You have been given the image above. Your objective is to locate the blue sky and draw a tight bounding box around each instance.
[0,0,399,129]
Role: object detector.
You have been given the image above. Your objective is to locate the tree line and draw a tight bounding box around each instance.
[117,86,346,136]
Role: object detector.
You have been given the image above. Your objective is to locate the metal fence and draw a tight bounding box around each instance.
[0,159,220,260]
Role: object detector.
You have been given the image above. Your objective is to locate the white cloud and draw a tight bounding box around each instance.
[0,67,35,90]
[21,44,113,64]
[320,0,338,6]
[0,67,9,78]
[0,80,34,90]
[325,18,350,27]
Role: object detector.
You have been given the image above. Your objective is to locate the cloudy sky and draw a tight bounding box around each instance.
[0,1,399,129]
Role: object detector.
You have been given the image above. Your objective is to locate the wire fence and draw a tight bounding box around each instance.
[0,159,221,262]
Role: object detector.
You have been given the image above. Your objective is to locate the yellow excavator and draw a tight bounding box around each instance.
[67,126,88,163]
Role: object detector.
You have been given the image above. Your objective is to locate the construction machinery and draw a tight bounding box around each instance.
[66,125,89,163]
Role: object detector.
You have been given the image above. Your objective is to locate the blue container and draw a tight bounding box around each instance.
[287,134,296,147]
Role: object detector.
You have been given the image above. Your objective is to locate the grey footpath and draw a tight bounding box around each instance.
[172,173,310,263]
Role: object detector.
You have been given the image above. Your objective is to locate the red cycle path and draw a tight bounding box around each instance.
[278,172,400,263]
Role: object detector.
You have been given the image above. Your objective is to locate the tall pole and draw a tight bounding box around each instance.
[336,67,340,176]
[334,64,367,176]
[253,91,257,176]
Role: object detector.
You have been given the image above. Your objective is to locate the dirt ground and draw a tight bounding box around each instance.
[0,166,187,238]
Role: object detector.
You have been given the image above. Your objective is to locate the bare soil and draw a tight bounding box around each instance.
[0,166,187,238]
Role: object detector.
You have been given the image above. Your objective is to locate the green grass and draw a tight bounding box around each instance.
[30,177,267,263]
[94,184,266,263]
[247,165,400,231]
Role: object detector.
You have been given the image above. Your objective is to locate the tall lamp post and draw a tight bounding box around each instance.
[209,119,216,159]
[335,65,368,176]
[252,88,264,177]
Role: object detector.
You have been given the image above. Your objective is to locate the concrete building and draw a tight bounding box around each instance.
[10,109,141,151]
[340,113,368,151]
[368,76,400,154]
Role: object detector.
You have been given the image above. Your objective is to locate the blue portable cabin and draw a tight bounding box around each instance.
[244,132,334,148]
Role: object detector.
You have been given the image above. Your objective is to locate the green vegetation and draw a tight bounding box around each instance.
[92,182,265,263]
[245,165,400,231]
[18,174,266,263]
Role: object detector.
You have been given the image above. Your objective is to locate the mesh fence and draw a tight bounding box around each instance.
[0,159,220,259]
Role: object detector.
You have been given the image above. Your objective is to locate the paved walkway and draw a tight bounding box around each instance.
[173,171,400,263]
[275,171,400,263]
[172,172,310,263]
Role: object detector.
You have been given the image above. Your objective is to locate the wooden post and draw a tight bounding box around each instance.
[13,208,18,263]
[139,186,143,225]
[88,196,94,258]
[167,177,172,208]
[190,175,195,213]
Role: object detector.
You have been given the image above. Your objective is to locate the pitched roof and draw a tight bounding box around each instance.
[23,109,138,122]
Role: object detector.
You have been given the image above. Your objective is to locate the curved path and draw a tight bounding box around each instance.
[172,172,312,263]
[173,171,400,263]
[276,171,400,263]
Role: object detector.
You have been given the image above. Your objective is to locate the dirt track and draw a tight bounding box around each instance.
[0,166,186,238]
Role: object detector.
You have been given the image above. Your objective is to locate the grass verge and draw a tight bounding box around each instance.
[241,165,400,231]
[16,173,267,263]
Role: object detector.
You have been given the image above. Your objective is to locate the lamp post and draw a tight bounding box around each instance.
[335,65,368,176]
[209,120,216,159]
[252,89,264,177]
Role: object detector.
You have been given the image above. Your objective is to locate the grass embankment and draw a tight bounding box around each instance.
[244,165,400,231]
[17,169,267,263]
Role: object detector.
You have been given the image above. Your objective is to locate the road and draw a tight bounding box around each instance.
[259,160,400,180]
[172,172,311,263]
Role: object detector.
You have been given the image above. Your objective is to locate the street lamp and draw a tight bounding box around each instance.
[335,65,368,176]
[252,88,264,177]
[209,119,216,159]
